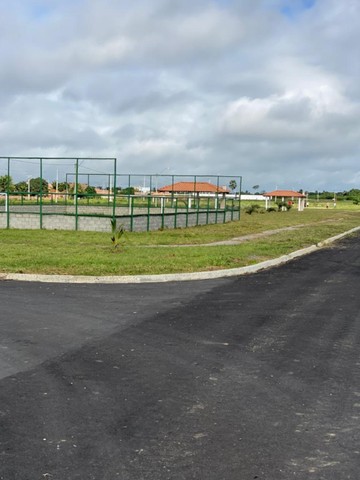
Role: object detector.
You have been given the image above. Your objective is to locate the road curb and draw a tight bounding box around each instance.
[2,226,360,284]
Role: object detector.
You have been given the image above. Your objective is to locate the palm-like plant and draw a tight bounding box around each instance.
[110,219,126,249]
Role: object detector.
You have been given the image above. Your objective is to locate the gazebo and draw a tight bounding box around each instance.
[158,181,229,195]
[264,189,306,211]
[158,181,229,208]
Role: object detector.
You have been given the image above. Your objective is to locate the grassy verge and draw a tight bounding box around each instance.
[0,208,359,275]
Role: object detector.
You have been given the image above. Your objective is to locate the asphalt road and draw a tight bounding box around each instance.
[0,234,359,479]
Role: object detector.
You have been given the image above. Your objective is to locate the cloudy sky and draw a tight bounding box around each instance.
[0,0,359,191]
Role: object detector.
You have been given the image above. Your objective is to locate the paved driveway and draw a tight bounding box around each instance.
[0,234,359,479]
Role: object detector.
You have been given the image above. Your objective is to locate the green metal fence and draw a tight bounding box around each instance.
[0,157,242,232]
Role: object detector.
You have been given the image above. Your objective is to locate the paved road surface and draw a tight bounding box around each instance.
[0,234,359,479]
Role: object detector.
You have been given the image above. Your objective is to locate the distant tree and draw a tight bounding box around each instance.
[229,179,237,192]
[59,182,69,192]
[52,181,69,192]
[29,177,49,195]
[85,185,97,198]
[0,175,14,192]
[252,184,260,194]
[14,181,28,193]
[68,183,84,197]
[121,187,135,195]
[346,189,360,204]
[319,191,335,200]
[335,191,345,201]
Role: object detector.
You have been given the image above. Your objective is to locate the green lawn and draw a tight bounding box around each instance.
[0,208,359,275]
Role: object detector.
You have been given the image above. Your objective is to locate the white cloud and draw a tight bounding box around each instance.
[221,81,359,141]
[0,0,359,190]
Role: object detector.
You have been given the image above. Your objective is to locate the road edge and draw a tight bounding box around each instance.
[1,226,359,284]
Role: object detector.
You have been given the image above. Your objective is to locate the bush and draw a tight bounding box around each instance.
[110,219,126,249]
[276,201,292,211]
[245,204,261,215]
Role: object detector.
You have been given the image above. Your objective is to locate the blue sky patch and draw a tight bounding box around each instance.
[281,0,316,19]
[28,4,53,20]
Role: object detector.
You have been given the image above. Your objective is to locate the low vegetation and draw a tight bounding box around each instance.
[0,207,359,276]
[110,219,126,249]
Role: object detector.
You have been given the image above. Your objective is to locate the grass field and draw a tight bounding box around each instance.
[0,207,359,275]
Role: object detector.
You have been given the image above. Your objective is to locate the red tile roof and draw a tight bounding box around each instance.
[264,190,306,198]
[158,181,229,193]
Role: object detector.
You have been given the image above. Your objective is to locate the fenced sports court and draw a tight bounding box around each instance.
[0,157,242,232]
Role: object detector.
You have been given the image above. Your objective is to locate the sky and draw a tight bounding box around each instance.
[0,0,359,192]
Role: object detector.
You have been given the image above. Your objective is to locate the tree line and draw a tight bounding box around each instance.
[0,175,135,197]
[1,175,360,204]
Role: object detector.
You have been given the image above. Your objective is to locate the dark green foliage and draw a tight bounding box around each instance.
[85,186,97,198]
[346,189,360,204]
[29,177,49,195]
[276,201,292,211]
[14,181,28,193]
[68,183,84,197]
[0,175,14,192]
[53,181,69,192]
[121,187,135,195]
[229,179,237,191]
[245,204,261,215]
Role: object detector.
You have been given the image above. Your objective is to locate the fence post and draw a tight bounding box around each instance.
[238,176,242,220]
[40,158,44,229]
[186,196,189,227]
[147,195,151,231]
[75,159,79,231]
[161,196,165,229]
[215,193,219,224]
[174,196,178,229]
[6,157,10,228]
[196,194,200,226]
[130,196,134,231]
[112,158,117,220]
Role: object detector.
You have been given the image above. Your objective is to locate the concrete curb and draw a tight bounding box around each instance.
[1,226,360,284]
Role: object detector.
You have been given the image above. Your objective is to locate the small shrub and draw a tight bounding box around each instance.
[245,204,261,215]
[110,218,126,249]
[266,207,277,212]
[276,201,293,211]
